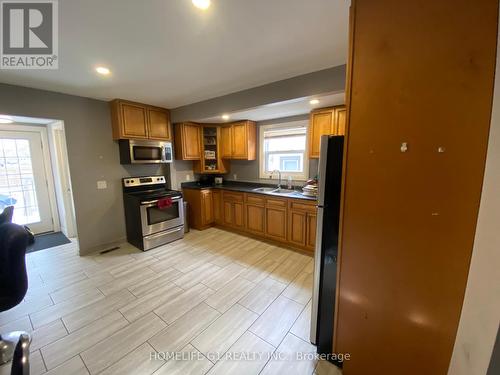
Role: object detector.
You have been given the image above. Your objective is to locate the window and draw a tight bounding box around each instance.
[259,121,309,181]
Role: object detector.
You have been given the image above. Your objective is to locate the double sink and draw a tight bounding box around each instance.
[252,186,301,197]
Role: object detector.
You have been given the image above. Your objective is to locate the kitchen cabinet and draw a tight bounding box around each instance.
[221,126,232,158]
[182,188,214,230]
[174,122,202,160]
[288,200,317,252]
[184,187,317,252]
[212,190,222,224]
[110,99,171,141]
[220,121,256,160]
[222,191,245,229]
[305,212,317,251]
[245,194,266,235]
[193,126,229,174]
[308,105,346,158]
[264,197,288,242]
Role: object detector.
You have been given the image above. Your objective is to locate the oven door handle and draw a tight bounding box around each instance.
[141,196,182,206]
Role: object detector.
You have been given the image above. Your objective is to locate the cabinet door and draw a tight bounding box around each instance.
[234,202,245,228]
[221,126,232,158]
[121,103,148,138]
[231,122,248,159]
[223,200,233,226]
[288,210,306,247]
[182,123,202,160]
[308,109,334,158]
[265,207,287,241]
[246,204,265,234]
[335,107,347,136]
[305,212,317,251]
[201,190,213,226]
[148,109,171,140]
[213,190,222,224]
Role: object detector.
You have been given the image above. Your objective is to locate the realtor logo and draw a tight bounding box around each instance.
[0,0,58,69]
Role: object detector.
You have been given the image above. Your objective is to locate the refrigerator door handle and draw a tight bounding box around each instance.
[310,205,325,344]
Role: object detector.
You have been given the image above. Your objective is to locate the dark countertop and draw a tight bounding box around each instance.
[181,181,317,201]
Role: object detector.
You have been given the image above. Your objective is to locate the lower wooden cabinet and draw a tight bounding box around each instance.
[183,188,317,252]
[182,188,214,230]
[212,190,222,224]
[305,212,317,250]
[288,200,318,252]
[222,191,245,229]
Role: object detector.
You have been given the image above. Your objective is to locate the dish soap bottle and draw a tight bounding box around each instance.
[287,176,293,190]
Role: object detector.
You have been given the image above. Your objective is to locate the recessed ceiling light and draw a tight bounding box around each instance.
[95,66,111,75]
[0,116,13,124]
[309,99,320,105]
[192,0,210,10]
[221,114,230,121]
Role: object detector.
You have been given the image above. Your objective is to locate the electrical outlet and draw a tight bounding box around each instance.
[97,180,107,189]
[186,174,191,181]
[233,174,237,180]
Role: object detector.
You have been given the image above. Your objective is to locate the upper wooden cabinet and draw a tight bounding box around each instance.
[110,99,171,141]
[220,121,256,160]
[174,122,202,160]
[221,126,232,158]
[193,126,229,174]
[308,105,346,158]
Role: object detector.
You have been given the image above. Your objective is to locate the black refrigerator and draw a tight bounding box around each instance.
[310,135,344,357]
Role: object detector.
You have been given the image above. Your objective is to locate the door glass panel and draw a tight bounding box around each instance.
[147,202,179,225]
[0,139,40,225]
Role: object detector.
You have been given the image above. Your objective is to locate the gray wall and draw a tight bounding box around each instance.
[171,65,346,122]
[225,114,319,185]
[0,83,168,255]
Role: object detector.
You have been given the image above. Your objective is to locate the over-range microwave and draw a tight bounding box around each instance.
[119,139,173,164]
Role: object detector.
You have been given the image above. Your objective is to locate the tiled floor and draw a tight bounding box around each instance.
[0,228,341,375]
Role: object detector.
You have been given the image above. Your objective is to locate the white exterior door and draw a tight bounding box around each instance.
[0,130,55,233]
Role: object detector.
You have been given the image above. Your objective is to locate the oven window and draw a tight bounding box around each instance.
[133,146,162,161]
[147,202,179,225]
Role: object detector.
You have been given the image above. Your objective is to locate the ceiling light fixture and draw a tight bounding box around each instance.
[221,114,230,121]
[95,66,111,75]
[309,99,320,105]
[0,116,13,124]
[192,0,211,10]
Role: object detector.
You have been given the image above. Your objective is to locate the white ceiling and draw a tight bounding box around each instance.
[197,92,345,122]
[0,0,349,108]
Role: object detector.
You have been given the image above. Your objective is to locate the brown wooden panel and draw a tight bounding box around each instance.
[308,108,334,158]
[288,210,306,247]
[223,201,233,226]
[148,108,171,140]
[223,191,244,202]
[221,126,232,158]
[245,194,265,206]
[246,204,265,234]
[231,122,248,159]
[213,190,222,224]
[336,1,498,374]
[335,107,346,136]
[234,202,245,228]
[289,201,316,213]
[201,190,213,226]
[265,207,287,241]
[265,197,287,208]
[121,103,148,138]
[305,213,316,251]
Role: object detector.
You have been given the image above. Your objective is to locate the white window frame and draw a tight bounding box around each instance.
[259,120,309,181]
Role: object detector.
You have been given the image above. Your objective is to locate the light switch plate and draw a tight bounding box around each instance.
[97,180,107,189]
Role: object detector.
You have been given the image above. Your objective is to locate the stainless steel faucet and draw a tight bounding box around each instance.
[270,170,282,189]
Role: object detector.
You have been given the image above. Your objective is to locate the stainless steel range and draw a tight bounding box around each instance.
[122,176,184,251]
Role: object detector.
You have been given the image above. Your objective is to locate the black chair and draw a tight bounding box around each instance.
[0,207,31,375]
